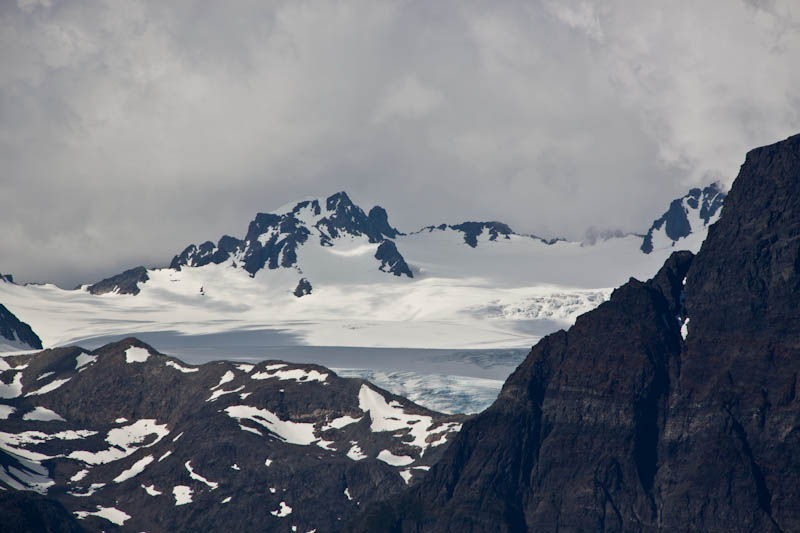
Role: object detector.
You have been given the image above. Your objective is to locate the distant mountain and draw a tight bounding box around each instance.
[351,134,800,531]
[168,192,410,278]
[640,183,726,253]
[0,338,463,532]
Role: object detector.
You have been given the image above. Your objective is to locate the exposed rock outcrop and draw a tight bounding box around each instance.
[87,266,149,296]
[353,134,800,531]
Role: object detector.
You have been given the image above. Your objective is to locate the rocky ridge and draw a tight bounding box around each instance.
[0,338,463,532]
[0,302,42,351]
[351,134,800,531]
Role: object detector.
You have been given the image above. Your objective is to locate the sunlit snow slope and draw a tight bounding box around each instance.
[0,189,721,354]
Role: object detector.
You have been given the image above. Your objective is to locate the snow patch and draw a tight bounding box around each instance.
[74,506,130,525]
[681,317,690,340]
[142,483,162,496]
[358,384,455,453]
[166,360,198,373]
[271,501,292,517]
[75,352,97,370]
[22,407,65,422]
[0,372,23,399]
[0,405,15,419]
[24,378,70,397]
[125,346,150,363]
[185,461,218,490]
[251,368,328,383]
[346,442,367,461]
[210,370,235,390]
[68,419,169,465]
[36,372,54,381]
[173,485,193,505]
[70,469,90,482]
[207,385,245,402]
[376,449,414,466]
[68,483,105,497]
[113,455,154,483]
[322,415,362,431]
[225,405,317,445]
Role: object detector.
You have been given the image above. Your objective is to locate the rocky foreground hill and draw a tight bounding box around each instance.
[350,135,800,531]
[0,339,463,532]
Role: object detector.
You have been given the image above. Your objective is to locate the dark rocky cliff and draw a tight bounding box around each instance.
[0,303,42,349]
[353,134,800,532]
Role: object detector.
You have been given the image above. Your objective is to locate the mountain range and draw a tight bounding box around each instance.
[1,183,724,358]
[5,130,799,533]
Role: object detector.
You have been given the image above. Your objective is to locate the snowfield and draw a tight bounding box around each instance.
[0,192,717,414]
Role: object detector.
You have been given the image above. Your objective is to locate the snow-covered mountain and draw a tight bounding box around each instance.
[0,338,462,532]
[165,192,411,280]
[640,183,726,253]
[0,187,724,415]
[0,187,726,352]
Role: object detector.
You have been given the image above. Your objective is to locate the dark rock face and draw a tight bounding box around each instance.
[0,338,463,532]
[0,303,43,349]
[450,221,513,248]
[641,183,726,253]
[375,240,413,278]
[86,266,149,296]
[1,273,13,283]
[169,235,244,270]
[0,491,85,533]
[368,206,402,239]
[293,278,312,297]
[416,221,557,248]
[353,134,800,531]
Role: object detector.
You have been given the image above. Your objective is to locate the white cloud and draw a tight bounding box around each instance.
[373,76,442,123]
[0,0,798,286]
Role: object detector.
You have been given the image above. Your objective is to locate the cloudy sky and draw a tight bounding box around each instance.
[2,0,799,287]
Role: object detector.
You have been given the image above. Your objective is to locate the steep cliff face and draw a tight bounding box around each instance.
[354,135,800,532]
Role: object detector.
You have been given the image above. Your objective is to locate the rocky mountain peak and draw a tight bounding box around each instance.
[167,191,410,279]
[641,182,726,253]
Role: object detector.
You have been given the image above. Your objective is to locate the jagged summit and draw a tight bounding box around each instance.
[168,191,409,278]
[641,183,726,253]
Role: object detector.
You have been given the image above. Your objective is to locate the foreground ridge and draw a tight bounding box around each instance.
[0,338,463,532]
[351,135,800,531]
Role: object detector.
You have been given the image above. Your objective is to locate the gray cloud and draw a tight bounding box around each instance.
[1,0,799,287]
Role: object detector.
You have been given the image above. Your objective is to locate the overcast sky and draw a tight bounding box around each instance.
[2,0,799,287]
